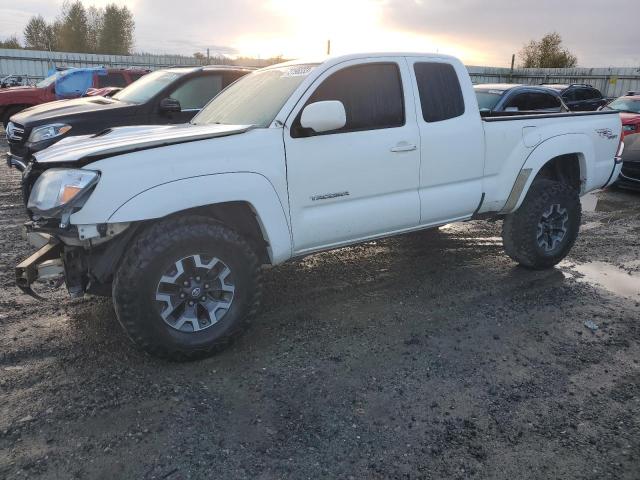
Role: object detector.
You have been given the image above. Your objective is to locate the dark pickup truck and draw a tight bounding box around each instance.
[6,65,252,170]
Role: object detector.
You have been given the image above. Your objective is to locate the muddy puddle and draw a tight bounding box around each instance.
[563,261,640,299]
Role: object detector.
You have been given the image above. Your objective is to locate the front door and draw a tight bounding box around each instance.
[284,58,421,254]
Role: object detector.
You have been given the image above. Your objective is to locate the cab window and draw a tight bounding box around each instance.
[293,62,405,136]
[414,62,465,122]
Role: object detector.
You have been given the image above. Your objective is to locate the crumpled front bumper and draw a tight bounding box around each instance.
[15,236,63,299]
[15,220,138,300]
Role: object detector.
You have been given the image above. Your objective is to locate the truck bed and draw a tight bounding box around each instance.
[479,109,622,213]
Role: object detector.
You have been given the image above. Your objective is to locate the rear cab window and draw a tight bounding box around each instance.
[98,72,127,88]
[413,62,465,122]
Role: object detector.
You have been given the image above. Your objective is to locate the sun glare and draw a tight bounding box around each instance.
[232,0,478,62]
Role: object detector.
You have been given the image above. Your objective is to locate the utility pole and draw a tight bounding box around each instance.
[509,53,515,83]
[207,48,210,64]
[327,40,331,55]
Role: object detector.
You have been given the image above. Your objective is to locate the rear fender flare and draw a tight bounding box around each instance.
[503,134,592,213]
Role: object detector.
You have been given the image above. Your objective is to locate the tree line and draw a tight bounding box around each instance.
[0,1,134,55]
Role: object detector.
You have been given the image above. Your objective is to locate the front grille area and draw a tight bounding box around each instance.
[6,122,25,142]
[7,122,28,157]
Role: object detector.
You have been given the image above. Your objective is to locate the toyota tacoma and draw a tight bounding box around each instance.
[11,53,624,360]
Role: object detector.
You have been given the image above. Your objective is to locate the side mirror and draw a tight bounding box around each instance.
[300,100,346,133]
[159,97,181,113]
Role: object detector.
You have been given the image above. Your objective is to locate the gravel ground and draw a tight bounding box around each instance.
[0,133,639,479]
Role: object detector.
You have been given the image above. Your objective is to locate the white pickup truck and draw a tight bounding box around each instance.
[14,53,624,360]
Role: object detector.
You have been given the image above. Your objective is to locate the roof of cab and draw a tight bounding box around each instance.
[160,65,256,74]
[263,52,461,70]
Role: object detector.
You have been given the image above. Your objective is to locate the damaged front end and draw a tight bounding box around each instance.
[16,222,136,299]
[15,166,135,299]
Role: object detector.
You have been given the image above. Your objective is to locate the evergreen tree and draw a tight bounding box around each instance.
[98,5,135,55]
[24,15,57,51]
[86,6,104,53]
[57,1,89,53]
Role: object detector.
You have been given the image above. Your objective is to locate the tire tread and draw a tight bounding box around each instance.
[113,216,262,361]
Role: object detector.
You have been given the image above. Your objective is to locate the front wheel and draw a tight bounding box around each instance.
[113,216,262,360]
[502,178,581,269]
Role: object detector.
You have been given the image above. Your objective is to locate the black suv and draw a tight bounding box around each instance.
[6,65,252,168]
[475,84,569,115]
[540,83,607,111]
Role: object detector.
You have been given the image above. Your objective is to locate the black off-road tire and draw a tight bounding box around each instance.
[112,216,262,361]
[502,178,581,269]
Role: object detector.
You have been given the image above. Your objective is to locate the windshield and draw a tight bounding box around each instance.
[475,90,503,110]
[605,98,640,114]
[36,73,60,88]
[113,70,186,104]
[192,64,317,127]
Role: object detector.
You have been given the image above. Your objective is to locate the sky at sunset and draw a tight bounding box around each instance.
[0,0,638,67]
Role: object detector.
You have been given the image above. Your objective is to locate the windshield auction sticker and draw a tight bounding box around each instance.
[280,65,315,77]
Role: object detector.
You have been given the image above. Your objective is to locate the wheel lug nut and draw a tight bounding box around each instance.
[183,281,189,286]
[196,276,201,281]
[189,301,194,306]
[201,296,206,301]
[180,293,186,298]
[204,284,209,289]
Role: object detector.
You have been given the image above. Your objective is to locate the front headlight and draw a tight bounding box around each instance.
[28,168,99,216]
[28,123,72,143]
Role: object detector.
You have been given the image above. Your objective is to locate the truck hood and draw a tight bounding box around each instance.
[11,96,134,126]
[33,123,253,165]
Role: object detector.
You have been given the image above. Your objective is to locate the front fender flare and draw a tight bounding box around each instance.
[92,173,292,264]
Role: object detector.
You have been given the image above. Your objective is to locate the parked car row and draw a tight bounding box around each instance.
[540,83,607,111]
[474,82,608,115]
[5,65,253,165]
[472,82,638,190]
[474,84,569,115]
[601,92,640,189]
[0,67,150,127]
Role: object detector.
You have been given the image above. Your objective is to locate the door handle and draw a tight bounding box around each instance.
[390,143,417,153]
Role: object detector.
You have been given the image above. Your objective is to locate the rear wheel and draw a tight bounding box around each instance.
[113,216,262,360]
[502,178,581,269]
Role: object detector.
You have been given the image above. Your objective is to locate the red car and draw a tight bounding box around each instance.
[603,94,640,139]
[0,67,148,128]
